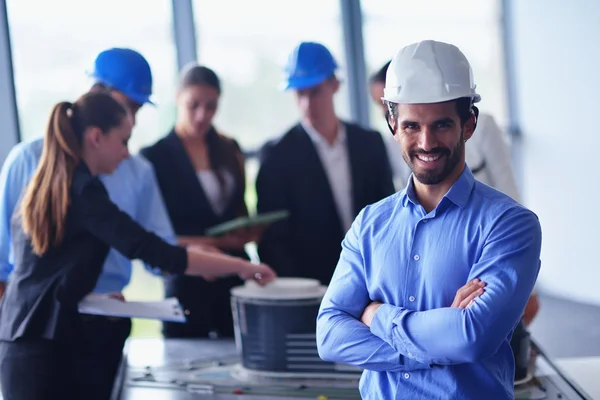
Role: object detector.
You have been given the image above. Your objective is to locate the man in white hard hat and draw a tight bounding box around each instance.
[370,60,541,328]
[369,59,521,201]
[317,40,542,398]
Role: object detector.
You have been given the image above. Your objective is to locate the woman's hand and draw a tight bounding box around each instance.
[194,243,222,254]
[185,246,276,283]
[214,231,250,251]
[238,263,277,286]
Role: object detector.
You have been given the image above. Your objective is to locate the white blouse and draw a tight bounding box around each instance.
[196,169,235,216]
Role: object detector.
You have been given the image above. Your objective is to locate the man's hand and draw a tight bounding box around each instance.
[360,279,485,328]
[451,278,486,308]
[361,301,383,327]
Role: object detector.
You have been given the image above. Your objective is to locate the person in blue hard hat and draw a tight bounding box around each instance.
[0,91,275,400]
[0,48,185,399]
[256,41,395,285]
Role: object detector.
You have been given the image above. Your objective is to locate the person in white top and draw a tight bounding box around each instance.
[369,60,539,326]
[141,64,265,339]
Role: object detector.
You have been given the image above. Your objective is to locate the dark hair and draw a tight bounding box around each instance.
[455,97,478,125]
[179,64,221,94]
[20,92,127,255]
[178,64,241,200]
[387,97,478,128]
[370,60,391,85]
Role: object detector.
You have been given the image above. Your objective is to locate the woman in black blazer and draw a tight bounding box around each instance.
[142,65,259,339]
[0,92,275,400]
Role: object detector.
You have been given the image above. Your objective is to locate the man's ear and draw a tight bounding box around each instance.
[463,112,476,142]
[330,77,340,94]
[386,110,397,138]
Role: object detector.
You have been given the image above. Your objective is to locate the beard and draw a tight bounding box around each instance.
[403,131,465,185]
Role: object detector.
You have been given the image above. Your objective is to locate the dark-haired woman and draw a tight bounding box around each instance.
[142,65,262,339]
[0,92,276,400]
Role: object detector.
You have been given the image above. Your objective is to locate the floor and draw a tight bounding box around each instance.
[530,292,600,359]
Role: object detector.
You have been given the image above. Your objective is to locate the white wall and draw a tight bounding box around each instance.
[510,0,600,304]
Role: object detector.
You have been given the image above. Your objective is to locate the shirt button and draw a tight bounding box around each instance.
[409,296,415,302]
[404,373,410,379]
[423,219,428,223]
[413,254,420,261]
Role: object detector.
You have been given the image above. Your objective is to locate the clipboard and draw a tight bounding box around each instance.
[205,210,290,237]
[78,295,187,323]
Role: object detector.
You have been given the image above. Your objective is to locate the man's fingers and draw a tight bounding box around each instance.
[457,279,483,295]
[456,282,476,297]
[459,288,484,308]
[452,280,485,308]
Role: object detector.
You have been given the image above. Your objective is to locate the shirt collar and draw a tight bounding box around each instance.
[401,165,475,210]
[444,166,475,209]
[401,175,418,207]
[301,120,346,148]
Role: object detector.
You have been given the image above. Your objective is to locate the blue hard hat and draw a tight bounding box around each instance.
[89,48,154,105]
[281,42,338,91]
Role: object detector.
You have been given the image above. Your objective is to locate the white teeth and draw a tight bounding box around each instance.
[417,154,441,162]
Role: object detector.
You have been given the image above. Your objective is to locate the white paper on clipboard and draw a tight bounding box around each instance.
[78,295,186,323]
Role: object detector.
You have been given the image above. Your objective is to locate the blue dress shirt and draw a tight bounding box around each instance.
[0,138,177,293]
[317,167,542,400]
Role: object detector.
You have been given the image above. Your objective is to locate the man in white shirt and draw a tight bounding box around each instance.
[256,41,395,285]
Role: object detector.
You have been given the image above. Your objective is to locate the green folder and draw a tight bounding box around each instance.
[204,210,290,237]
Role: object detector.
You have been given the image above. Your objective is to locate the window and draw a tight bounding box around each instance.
[192,0,349,210]
[7,0,178,154]
[6,0,180,337]
[362,0,507,136]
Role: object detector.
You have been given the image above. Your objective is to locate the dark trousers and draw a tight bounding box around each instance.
[78,316,132,400]
[0,338,80,400]
[0,317,130,400]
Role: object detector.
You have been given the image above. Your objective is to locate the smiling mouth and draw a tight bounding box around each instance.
[415,153,443,162]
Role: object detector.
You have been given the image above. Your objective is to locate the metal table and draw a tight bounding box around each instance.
[112,338,593,400]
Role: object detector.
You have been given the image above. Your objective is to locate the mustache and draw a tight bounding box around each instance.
[409,148,450,157]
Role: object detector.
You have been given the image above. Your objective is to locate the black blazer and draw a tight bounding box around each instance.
[0,163,186,343]
[256,122,395,285]
[141,128,247,338]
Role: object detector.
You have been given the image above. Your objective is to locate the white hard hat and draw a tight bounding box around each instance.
[382,40,481,105]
